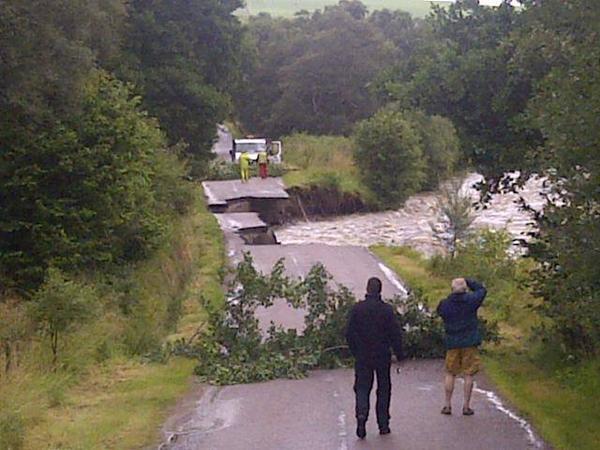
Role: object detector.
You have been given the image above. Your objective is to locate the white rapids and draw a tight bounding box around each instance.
[277,173,548,255]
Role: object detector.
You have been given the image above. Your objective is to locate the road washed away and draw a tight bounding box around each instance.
[159,170,548,449]
[277,173,548,255]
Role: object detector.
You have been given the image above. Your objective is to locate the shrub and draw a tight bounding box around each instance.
[30,268,97,366]
[431,179,475,258]
[404,111,460,190]
[430,229,515,286]
[354,110,426,207]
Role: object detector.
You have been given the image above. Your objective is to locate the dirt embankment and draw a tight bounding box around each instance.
[284,185,374,220]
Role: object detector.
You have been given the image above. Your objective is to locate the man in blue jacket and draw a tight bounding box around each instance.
[437,277,487,416]
[345,277,404,439]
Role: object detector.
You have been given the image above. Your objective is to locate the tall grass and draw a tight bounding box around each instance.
[0,187,226,449]
[282,133,376,203]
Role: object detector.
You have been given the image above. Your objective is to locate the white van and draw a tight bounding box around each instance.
[231,138,282,164]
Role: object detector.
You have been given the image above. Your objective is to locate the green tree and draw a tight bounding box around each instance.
[122,0,245,175]
[237,1,390,136]
[405,111,460,189]
[0,0,126,124]
[0,72,190,290]
[523,0,600,356]
[377,0,542,177]
[354,110,426,207]
[30,269,96,365]
[432,179,475,258]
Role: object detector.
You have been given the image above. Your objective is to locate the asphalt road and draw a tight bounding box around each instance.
[157,130,546,450]
[160,230,545,449]
[161,361,543,450]
[245,244,407,333]
[202,178,289,208]
[214,125,233,161]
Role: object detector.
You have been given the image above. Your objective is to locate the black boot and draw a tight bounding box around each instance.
[356,416,367,439]
[379,425,391,435]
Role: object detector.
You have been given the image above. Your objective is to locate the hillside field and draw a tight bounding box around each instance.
[237,0,437,17]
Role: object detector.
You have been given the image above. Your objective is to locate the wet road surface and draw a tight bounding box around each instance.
[215,213,268,233]
[161,361,543,450]
[203,178,289,208]
[213,125,233,161]
[244,244,407,333]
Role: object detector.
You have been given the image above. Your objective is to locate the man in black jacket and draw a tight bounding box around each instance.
[345,277,404,439]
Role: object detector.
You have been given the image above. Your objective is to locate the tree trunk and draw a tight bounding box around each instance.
[51,331,59,368]
[4,342,11,374]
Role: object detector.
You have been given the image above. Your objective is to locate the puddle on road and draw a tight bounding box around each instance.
[277,173,548,255]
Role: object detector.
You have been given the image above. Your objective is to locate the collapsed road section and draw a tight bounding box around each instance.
[202,177,290,244]
[200,177,409,332]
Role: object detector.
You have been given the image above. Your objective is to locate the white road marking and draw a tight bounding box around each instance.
[378,262,408,297]
[474,385,542,448]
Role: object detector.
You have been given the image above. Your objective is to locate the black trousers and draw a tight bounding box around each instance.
[353,360,391,428]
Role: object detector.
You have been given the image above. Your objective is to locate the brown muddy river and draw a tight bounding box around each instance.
[277,173,548,255]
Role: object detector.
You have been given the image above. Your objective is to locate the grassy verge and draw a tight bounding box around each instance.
[372,244,600,450]
[0,187,225,450]
[282,133,376,204]
[371,245,448,306]
[23,358,196,450]
[484,352,599,450]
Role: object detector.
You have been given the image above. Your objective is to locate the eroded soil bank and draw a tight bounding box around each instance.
[284,185,374,220]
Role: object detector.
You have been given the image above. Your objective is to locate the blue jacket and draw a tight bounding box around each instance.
[436,279,487,350]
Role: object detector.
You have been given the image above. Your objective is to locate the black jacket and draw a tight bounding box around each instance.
[345,293,404,366]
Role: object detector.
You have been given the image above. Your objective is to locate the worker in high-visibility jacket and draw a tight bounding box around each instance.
[239,151,251,182]
[258,150,269,179]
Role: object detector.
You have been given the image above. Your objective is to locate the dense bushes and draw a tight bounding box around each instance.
[353,110,459,207]
[354,110,425,207]
[1,73,193,291]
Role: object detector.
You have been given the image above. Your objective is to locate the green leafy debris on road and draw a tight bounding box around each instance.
[175,252,498,385]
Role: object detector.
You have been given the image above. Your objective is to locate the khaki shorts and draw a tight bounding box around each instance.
[445,347,480,376]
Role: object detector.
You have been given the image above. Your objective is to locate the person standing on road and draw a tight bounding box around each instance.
[345,277,404,440]
[437,277,487,416]
[258,150,269,179]
[239,151,251,182]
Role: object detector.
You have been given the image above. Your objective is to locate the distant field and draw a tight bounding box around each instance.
[237,1,438,18]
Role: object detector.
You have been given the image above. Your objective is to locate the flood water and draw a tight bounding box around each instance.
[277,173,548,255]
